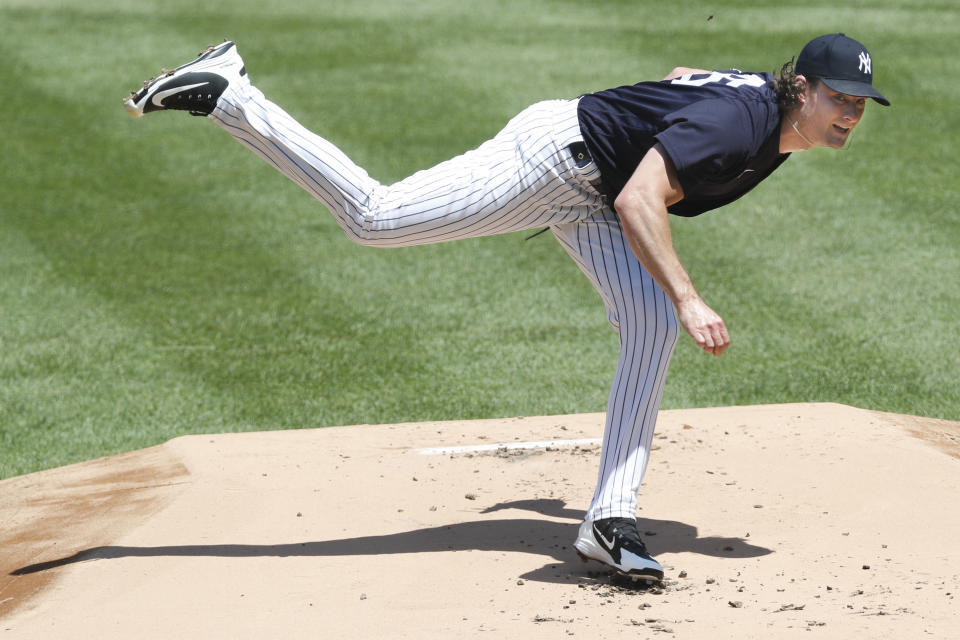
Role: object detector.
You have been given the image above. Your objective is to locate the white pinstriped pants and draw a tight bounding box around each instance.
[210,83,679,521]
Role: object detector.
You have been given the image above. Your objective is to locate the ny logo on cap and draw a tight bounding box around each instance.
[858,51,872,75]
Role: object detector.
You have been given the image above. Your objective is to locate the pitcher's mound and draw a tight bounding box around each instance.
[2,403,958,638]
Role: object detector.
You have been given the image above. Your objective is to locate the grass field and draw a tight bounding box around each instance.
[1,0,958,478]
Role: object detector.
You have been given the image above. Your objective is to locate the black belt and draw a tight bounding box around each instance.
[567,141,592,168]
[567,141,607,195]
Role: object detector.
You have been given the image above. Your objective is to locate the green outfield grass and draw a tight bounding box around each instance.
[1,0,958,478]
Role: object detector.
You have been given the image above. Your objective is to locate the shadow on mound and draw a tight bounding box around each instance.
[12,499,770,584]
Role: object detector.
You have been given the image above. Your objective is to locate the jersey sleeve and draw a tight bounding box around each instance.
[654,98,754,193]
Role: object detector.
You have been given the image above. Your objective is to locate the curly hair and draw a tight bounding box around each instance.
[773,58,818,111]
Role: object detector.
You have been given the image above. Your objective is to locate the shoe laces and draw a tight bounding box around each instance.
[163,89,219,116]
[598,517,649,553]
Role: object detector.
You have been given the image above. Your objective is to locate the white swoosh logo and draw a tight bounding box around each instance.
[594,523,616,551]
[152,82,209,107]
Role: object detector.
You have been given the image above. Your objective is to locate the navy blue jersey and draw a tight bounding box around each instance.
[577,70,790,217]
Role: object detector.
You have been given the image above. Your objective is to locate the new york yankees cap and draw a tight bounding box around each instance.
[796,33,890,106]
